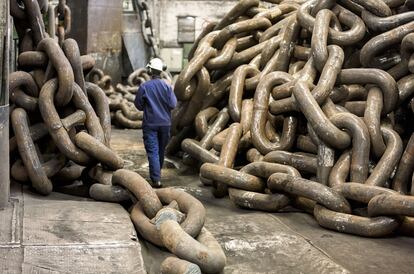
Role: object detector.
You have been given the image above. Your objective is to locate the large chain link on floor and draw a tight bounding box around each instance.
[169,0,414,238]
[134,0,160,57]
[9,1,226,272]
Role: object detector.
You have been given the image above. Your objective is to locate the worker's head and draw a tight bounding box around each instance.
[146,58,166,76]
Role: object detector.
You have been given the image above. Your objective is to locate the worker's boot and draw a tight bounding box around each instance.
[151,180,162,188]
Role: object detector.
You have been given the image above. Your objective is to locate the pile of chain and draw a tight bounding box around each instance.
[9,1,226,272]
[88,68,145,129]
[169,0,414,237]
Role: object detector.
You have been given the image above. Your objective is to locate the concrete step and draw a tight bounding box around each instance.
[0,183,145,274]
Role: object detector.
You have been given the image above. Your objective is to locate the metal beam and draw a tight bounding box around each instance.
[0,0,10,209]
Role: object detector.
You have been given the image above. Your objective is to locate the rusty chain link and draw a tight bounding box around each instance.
[54,0,71,45]
[134,0,160,57]
[169,0,414,238]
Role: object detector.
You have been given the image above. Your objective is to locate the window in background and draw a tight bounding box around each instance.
[177,16,195,43]
[123,0,134,12]
[177,16,195,68]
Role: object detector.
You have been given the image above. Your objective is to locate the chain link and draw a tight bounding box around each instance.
[57,0,66,15]
[134,0,160,57]
[54,0,72,45]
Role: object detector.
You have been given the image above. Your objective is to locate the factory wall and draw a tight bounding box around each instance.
[68,0,237,78]
[148,0,238,72]
[68,0,124,83]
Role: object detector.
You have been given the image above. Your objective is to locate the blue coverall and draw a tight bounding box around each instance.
[134,76,177,183]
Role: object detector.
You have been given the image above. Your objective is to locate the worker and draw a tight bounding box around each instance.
[134,58,177,188]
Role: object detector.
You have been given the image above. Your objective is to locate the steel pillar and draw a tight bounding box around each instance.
[0,0,10,209]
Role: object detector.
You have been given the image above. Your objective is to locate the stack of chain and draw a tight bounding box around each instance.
[88,68,172,129]
[135,0,160,57]
[9,1,226,272]
[87,68,144,129]
[169,0,414,238]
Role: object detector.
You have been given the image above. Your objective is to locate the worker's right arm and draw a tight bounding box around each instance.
[134,86,145,111]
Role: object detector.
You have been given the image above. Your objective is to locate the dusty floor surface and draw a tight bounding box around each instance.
[0,183,145,273]
[113,128,414,274]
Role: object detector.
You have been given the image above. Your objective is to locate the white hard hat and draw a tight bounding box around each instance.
[146,58,165,71]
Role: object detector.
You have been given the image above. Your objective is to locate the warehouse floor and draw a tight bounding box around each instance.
[0,183,145,273]
[1,128,413,273]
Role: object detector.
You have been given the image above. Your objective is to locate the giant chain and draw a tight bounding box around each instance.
[134,0,160,57]
[169,0,414,238]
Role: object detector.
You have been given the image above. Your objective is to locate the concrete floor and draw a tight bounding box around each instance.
[113,128,414,274]
[0,182,145,273]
